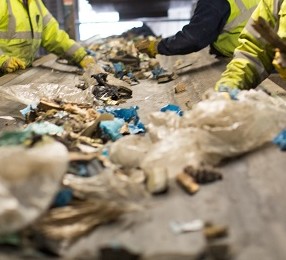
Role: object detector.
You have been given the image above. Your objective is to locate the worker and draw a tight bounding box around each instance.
[135,0,260,58]
[0,0,95,74]
[215,0,286,91]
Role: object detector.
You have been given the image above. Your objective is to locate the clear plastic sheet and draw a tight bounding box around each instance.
[0,83,94,105]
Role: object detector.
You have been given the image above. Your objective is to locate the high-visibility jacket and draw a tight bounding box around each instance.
[0,0,87,67]
[212,0,260,57]
[215,0,283,90]
[157,0,259,57]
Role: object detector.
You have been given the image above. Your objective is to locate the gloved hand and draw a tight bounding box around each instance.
[272,49,286,79]
[0,57,26,73]
[135,38,159,58]
[79,55,96,69]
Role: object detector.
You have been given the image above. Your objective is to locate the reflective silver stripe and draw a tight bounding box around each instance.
[43,13,53,26]
[224,0,257,31]
[0,31,41,39]
[35,0,43,16]
[274,0,282,31]
[35,0,52,26]
[246,17,265,40]
[274,0,279,16]
[235,50,269,81]
[65,43,82,56]
[6,0,16,38]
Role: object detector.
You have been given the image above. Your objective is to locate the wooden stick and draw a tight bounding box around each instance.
[252,16,286,52]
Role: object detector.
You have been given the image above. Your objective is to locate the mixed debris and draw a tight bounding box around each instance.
[1,24,286,259]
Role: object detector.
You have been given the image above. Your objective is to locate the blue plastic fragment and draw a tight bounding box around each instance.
[97,106,145,135]
[151,66,165,79]
[128,122,145,134]
[160,104,183,116]
[100,106,139,122]
[24,122,64,135]
[100,118,125,141]
[20,103,38,117]
[273,129,286,150]
[113,62,125,78]
[53,188,73,207]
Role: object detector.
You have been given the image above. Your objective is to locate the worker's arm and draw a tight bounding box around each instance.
[38,1,87,65]
[157,0,230,55]
[215,0,276,90]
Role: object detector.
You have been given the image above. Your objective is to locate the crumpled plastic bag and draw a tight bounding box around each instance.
[109,135,151,168]
[0,141,69,234]
[110,90,286,178]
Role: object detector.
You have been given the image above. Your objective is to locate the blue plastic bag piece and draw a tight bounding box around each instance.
[98,106,145,134]
[98,106,139,122]
[128,122,145,134]
[273,129,286,150]
[160,104,183,116]
[218,85,240,100]
[20,103,38,117]
[100,118,125,141]
[151,66,165,78]
[113,62,124,72]
[113,62,125,78]
[24,122,64,135]
[53,188,73,207]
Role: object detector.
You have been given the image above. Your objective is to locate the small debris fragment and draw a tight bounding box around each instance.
[204,222,229,240]
[176,172,200,195]
[146,167,168,194]
[170,219,204,234]
[184,165,223,184]
[157,72,178,84]
[100,245,140,260]
[174,81,187,93]
[207,241,231,260]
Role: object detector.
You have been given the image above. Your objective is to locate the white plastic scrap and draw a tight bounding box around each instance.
[170,219,204,234]
[0,141,69,234]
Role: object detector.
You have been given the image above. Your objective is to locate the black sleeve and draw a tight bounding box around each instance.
[157,0,231,55]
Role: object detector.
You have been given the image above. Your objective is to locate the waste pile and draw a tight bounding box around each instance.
[1,25,286,259]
